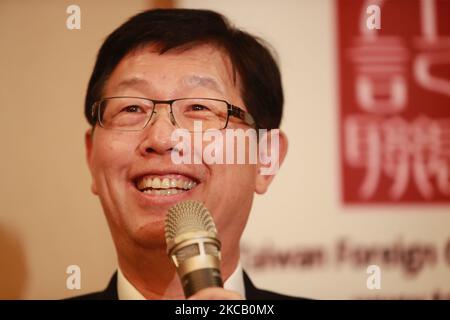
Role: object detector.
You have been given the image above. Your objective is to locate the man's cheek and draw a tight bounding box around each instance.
[88,152,102,196]
[89,152,113,197]
[91,179,99,195]
[90,165,106,196]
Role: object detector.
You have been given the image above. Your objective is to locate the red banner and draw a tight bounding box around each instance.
[337,0,450,203]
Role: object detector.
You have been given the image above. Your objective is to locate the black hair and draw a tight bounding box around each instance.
[85,8,283,129]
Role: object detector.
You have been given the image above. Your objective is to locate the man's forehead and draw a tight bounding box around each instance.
[183,75,224,94]
[114,74,226,95]
[130,43,238,81]
[110,44,239,94]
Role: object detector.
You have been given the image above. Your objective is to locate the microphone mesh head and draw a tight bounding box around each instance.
[165,200,218,245]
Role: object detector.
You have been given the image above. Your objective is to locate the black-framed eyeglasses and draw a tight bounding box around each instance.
[91,96,256,132]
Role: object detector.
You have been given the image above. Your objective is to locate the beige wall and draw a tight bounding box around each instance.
[0,0,148,299]
[1,0,449,299]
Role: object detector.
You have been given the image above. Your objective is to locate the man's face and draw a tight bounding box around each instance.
[85,44,276,251]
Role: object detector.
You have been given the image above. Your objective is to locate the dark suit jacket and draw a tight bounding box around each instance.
[68,271,304,300]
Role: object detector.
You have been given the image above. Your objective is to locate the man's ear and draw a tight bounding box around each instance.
[255,129,288,194]
[85,129,98,195]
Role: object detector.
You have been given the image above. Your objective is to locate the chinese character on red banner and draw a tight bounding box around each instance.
[337,0,450,203]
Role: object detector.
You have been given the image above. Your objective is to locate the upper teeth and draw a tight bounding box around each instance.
[136,176,197,191]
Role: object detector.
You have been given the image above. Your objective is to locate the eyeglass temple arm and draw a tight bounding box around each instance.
[228,105,256,128]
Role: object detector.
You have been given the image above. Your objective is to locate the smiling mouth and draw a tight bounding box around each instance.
[135,175,198,196]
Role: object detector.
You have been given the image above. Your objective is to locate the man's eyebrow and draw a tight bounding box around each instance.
[115,75,225,94]
[182,75,225,94]
[116,77,150,90]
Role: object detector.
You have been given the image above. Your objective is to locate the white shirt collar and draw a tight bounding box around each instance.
[117,262,246,300]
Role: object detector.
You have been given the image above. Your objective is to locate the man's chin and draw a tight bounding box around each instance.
[129,219,168,249]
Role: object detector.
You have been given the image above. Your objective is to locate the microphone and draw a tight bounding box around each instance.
[165,200,223,298]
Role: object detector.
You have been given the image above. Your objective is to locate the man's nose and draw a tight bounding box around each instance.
[138,105,178,156]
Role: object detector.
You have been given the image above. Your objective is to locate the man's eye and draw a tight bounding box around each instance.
[122,105,142,113]
[189,104,210,111]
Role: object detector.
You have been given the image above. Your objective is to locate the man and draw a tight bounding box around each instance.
[74,8,294,300]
